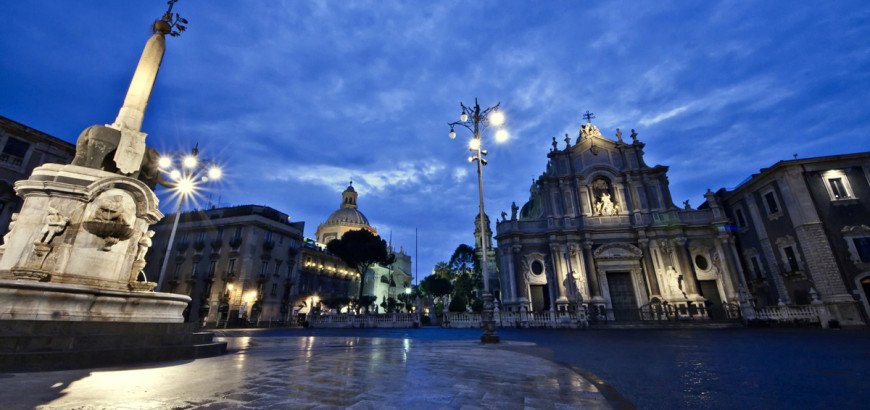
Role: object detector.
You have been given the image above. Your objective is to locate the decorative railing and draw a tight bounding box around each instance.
[309,313,417,328]
[443,309,588,329]
[750,304,827,323]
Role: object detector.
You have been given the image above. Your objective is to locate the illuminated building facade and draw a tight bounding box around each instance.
[715,152,869,325]
[146,205,304,326]
[495,120,744,321]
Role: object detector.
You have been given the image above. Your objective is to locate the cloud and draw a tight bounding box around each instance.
[269,160,446,195]
[452,167,468,182]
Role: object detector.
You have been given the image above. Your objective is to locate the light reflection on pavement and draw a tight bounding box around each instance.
[2,335,611,409]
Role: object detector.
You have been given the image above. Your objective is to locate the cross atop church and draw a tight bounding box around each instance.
[583,111,595,123]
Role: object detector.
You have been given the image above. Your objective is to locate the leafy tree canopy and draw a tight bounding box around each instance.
[326,229,395,300]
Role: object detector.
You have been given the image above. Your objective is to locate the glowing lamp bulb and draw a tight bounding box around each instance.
[460,112,468,122]
[469,138,481,150]
[176,177,195,194]
[169,169,181,180]
[158,156,172,169]
[182,155,198,169]
[489,111,505,126]
[449,129,456,140]
[207,166,222,180]
[495,129,509,142]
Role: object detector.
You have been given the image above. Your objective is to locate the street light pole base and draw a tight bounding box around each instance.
[480,291,500,344]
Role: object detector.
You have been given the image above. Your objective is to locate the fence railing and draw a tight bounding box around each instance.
[443,309,589,329]
[309,313,417,328]
[748,304,828,324]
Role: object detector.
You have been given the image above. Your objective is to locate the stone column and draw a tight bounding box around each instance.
[550,244,569,309]
[583,241,602,299]
[713,235,739,301]
[503,247,516,304]
[638,238,661,298]
[568,244,587,300]
[512,245,529,311]
[744,196,790,302]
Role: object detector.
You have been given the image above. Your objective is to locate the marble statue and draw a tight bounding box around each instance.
[1,213,17,249]
[665,266,683,298]
[564,133,572,148]
[683,200,691,210]
[136,230,155,261]
[500,211,507,222]
[615,128,623,143]
[630,129,638,143]
[38,207,69,245]
[551,136,558,151]
[511,201,518,221]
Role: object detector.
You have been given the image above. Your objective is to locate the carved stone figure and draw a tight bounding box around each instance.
[71,125,164,188]
[615,128,623,143]
[500,211,507,222]
[683,200,691,210]
[93,195,128,225]
[551,136,558,151]
[136,230,155,261]
[38,207,69,245]
[596,192,615,215]
[510,201,519,221]
[1,213,18,249]
[665,265,683,298]
[564,133,572,148]
[630,129,638,143]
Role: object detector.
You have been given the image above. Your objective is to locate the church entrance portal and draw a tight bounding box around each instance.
[699,280,725,320]
[606,271,638,320]
[530,284,550,312]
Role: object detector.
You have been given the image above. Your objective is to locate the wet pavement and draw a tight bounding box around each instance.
[3,327,868,409]
[1,332,611,409]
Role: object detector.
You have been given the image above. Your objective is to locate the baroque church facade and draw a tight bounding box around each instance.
[495,119,745,320]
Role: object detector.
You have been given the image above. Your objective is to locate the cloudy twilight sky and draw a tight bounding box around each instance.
[2,1,868,280]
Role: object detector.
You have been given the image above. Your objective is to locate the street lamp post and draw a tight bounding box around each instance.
[448,98,506,344]
[154,146,222,292]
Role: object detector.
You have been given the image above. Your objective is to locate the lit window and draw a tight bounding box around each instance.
[822,170,854,201]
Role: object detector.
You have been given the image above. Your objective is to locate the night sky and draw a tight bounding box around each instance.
[2,1,868,281]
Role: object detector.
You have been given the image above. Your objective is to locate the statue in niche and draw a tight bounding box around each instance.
[591,177,619,216]
[38,207,69,245]
[665,265,684,298]
[136,230,155,261]
[630,129,638,143]
[1,213,18,249]
[615,128,623,143]
[511,201,519,221]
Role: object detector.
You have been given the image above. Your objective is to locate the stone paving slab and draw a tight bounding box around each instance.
[0,336,611,409]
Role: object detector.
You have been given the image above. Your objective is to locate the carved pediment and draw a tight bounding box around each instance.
[842,225,870,236]
[593,243,642,260]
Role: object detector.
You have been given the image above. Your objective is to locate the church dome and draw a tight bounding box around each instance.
[324,207,370,226]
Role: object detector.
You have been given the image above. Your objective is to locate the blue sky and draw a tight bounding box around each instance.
[2,0,869,281]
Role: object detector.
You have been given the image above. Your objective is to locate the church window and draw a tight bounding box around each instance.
[227,258,236,274]
[822,170,854,201]
[531,260,544,275]
[0,138,30,167]
[695,255,709,271]
[763,191,780,215]
[783,246,800,272]
[853,238,870,263]
[233,227,242,240]
[260,261,269,276]
[749,256,763,279]
[190,261,198,279]
[208,260,217,278]
[274,260,282,276]
[734,208,747,228]
[265,230,273,242]
[216,228,223,240]
[271,283,278,297]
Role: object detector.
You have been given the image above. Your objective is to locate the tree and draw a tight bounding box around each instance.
[448,244,482,308]
[327,229,395,302]
[420,274,452,299]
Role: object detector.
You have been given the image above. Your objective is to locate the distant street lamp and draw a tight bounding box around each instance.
[155,145,222,292]
[448,98,507,344]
